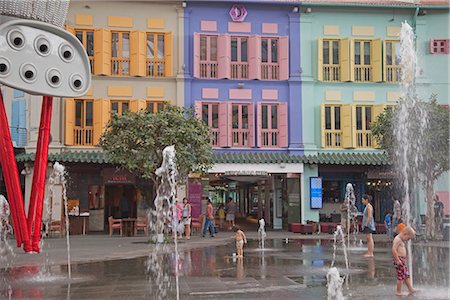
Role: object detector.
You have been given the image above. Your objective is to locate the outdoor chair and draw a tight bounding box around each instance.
[49,219,65,237]
[108,216,123,236]
[135,216,149,236]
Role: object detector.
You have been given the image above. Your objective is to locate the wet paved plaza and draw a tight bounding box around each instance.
[1,238,449,299]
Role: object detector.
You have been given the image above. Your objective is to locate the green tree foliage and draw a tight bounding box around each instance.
[372,97,449,238]
[99,105,213,183]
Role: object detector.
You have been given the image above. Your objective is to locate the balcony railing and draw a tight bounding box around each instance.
[261,63,279,80]
[386,65,400,83]
[354,66,371,82]
[324,130,342,148]
[200,62,218,79]
[211,128,219,147]
[322,65,340,82]
[10,127,27,147]
[111,58,130,76]
[147,60,165,77]
[356,130,372,148]
[232,129,250,147]
[261,129,278,147]
[231,62,249,80]
[74,126,94,146]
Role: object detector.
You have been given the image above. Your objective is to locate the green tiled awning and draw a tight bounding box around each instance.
[16,150,390,166]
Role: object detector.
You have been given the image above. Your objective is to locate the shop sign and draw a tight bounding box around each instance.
[229,5,247,22]
[102,168,136,184]
[310,177,323,209]
[188,178,202,218]
[367,170,396,179]
[224,170,268,176]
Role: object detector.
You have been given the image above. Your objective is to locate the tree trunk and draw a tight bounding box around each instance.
[425,180,435,239]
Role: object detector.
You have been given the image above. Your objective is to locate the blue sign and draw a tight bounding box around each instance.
[310,177,323,209]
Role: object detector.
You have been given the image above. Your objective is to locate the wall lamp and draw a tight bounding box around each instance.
[305,7,312,14]
[182,2,187,8]
[292,6,299,13]
[237,82,245,89]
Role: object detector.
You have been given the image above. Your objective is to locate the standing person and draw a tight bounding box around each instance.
[202,199,215,238]
[392,197,402,236]
[385,210,393,240]
[182,197,192,240]
[217,204,225,229]
[361,194,376,257]
[392,226,416,296]
[434,194,444,237]
[174,199,184,239]
[340,198,349,234]
[225,197,237,230]
[234,225,247,258]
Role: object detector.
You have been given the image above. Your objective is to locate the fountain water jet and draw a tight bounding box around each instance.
[258,218,267,250]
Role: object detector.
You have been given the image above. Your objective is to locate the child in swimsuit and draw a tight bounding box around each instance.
[234,225,247,258]
[392,226,416,296]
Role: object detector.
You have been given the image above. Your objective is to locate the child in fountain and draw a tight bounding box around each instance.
[234,226,247,258]
[392,226,416,296]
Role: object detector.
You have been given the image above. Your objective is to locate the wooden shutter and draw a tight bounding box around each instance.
[256,102,262,148]
[164,32,173,77]
[129,99,139,112]
[279,36,289,80]
[94,29,111,76]
[372,104,386,148]
[93,98,110,145]
[218,34,231,79]
[317,38,323,81]
[320,103,326,147]
[138,99,147,111]
[193,33,200,78]
[219,102,229,147]
[340,38,352,82]
[341,104,354,148]
[130,31,146,77]
[278,102,288,148]
[382,40,387,82]
[372,38,382,82]
[64,98,75,145]
[248,103,255,148]
[248,35,261,80]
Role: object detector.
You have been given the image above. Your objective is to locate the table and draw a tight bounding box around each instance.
[68,215,89,235]
[121,218,137,237]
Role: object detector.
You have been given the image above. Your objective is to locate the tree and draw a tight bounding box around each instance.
[99,105,213,184]
[372,96,449,238]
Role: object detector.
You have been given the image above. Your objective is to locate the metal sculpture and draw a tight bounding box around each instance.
[0,1,91,252]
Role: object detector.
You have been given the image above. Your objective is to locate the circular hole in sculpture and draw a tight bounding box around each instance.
[25,70,34,79]
[0,64,7,73]
[13,37,23,46]
[51,76,60,84]
[39,44,48,53]
[74,79,82,88]
[63,50,72,59]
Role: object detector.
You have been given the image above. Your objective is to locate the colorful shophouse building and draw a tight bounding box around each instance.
[184,1,304,229]
[299,0,450,223]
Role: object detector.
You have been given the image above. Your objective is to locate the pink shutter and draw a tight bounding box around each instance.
[218,102,229,147]
[193,33,200,78]
[218,34,231,79]
[194,101,202,118]
[278,102,288,148]
[256,102,262,148]
[248,103,255,147]
[248,35,261,80]
[279,36,289,80]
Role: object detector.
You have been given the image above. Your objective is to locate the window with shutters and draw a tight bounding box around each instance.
[75,30,95,73]
[260,103,279,147]
[322,39,340,82]
[199,35,218,79]
[354,40,372,82]
[231,103,251,147]
[74,99,94,146]
[146,100,166,113]
[201,103,220,146]
[111,31,130,76]
[355,105,373,148]
[430,39,449,54]
[323,105,342,148]
[385,40,400,83]
[146,33,166,77]
[261,37,279,80]
[110,100,130,116]
[231,36,249,79]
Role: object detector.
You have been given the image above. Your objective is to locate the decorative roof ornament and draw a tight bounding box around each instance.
[229,5,247,22]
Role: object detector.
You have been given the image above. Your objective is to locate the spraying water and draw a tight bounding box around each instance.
[344,183,359,248]
[0,195,14,264]
[327,267,344,300]
[258,218,267,249]
[146,146,180,300]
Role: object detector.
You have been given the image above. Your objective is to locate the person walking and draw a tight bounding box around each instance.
[434,194,444,237]
[202,199,215,238]
[362,194,376,258]
[182,197,192,240]
[392,197,402,236]
[385,210,393,240]
[225,197,236,230]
